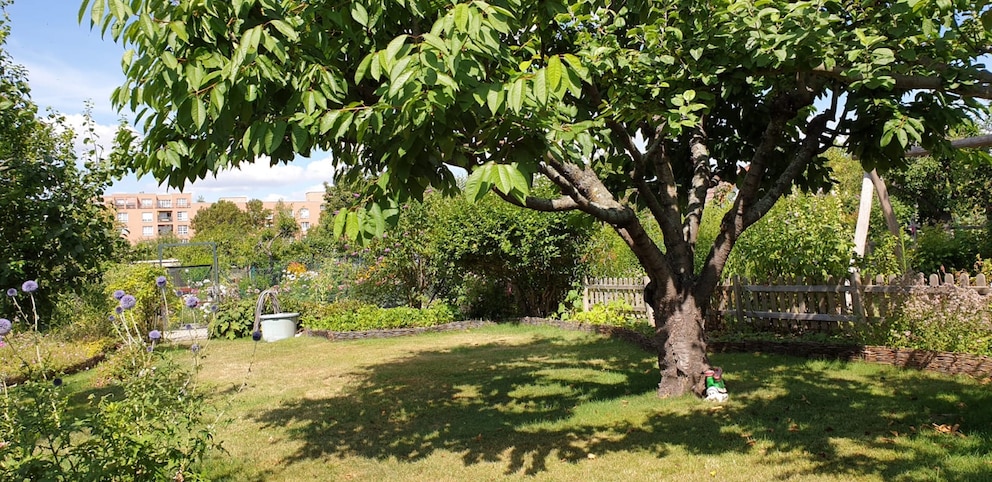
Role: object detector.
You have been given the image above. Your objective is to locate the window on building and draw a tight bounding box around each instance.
[140,198,153,208]
[142,226,154,236]
[178,225,189,236]
[177,211,188,221]
[300,222,310,231]
[177,198,189,207]
[117,212,129,223]
[158,199,172,208]
[299,208,310,219]
[141,212,153,222]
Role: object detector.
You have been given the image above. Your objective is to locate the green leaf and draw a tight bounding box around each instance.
[508,78,524,113]
[191,98,207,129]
[333,209,348,237]
[872,47,896,65]
[486,87,503,115]
[355,52,375,83]
[351,3,369,27]
[345,211,360,240]
[494,163,529,200]
[386,35,409,61]
[546,55,562,93]
[270,19,298,41]
[422,33,448,54]
[464,163,493,202]
[169,20,189,43]
[533,69,548,105]
[453,3,470,32]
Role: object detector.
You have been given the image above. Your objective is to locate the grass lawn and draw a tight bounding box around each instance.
[89,324,992,481]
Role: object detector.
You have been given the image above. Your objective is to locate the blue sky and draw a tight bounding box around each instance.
[4,0,334,202]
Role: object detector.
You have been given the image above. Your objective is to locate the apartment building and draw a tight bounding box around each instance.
[104,191,326,244]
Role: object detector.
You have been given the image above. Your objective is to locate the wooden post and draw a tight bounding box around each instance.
[849,271,865,323]
[733,276,746,326]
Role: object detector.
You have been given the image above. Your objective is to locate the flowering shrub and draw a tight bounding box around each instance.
[0,280,216,480]
[103,263,180,336]
[858,286,992,355]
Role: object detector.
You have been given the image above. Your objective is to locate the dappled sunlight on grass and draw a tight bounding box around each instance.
[189,325,992,481]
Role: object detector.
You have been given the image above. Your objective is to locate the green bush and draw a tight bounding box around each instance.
[725,192,855,282]
[49,280,115,341]
[911,225,990,275]
[856,286,992,356]
[209,297,256,339]
[301,302,457,331]
[569,300,650,333]
[103,263,181,335]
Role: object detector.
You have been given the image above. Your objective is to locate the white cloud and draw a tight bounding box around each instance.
[165,154,338,202]
[20,58,124,121]
[57,113,122,160]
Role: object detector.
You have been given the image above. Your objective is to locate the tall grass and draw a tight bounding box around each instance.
[74,324,992,480]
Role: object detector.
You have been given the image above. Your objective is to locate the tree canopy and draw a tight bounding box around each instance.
[1,5,124,320]
[85,0,992,396]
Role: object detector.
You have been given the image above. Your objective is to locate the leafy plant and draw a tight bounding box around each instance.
[301,301,457,331]
[209,297,256,340]
[857,286,992,356]
[103,263,180,336]
[569,300,647,332]
[0,278,217,480]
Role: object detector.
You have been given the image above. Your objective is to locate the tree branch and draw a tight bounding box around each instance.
[810,65,992,99]
[682,126,712,252]
[492,188,580,212]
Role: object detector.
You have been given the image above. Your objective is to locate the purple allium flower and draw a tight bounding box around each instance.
[21,280,38,293]
[252,330,262,342]
[149,330,162,341]
[113,289,126,300]
[108,315,116,322]
[0,318,11,336]
[119,294,137,310]
[190,343,200,353]
[210,305,218,312]
[5,288,15,297]
[147,345,154,352]
[185,295,199,308]
[52,378,63,387]
[156,276,167,288]
[115,306,124,315]
[184,324,193,330]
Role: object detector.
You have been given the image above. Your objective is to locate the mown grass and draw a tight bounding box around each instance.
[68,324,992,481]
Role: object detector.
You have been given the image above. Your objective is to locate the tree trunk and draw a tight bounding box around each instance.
[650,285,710,398]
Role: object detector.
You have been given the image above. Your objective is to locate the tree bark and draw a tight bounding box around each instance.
[647,280,711,398]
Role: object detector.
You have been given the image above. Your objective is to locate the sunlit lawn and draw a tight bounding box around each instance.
[93,324,992,480]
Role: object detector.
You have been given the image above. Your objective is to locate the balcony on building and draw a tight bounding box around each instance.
[157,211,173,223]
[158,225,174,236]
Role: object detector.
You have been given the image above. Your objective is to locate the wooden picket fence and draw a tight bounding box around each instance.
[582,277,652,320]
[584,273,990,331]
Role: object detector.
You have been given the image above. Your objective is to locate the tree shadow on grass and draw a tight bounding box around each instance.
[249,333,992,480]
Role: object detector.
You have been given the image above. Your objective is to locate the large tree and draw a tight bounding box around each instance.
[85,0,992,396]
[1,4,124,321]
